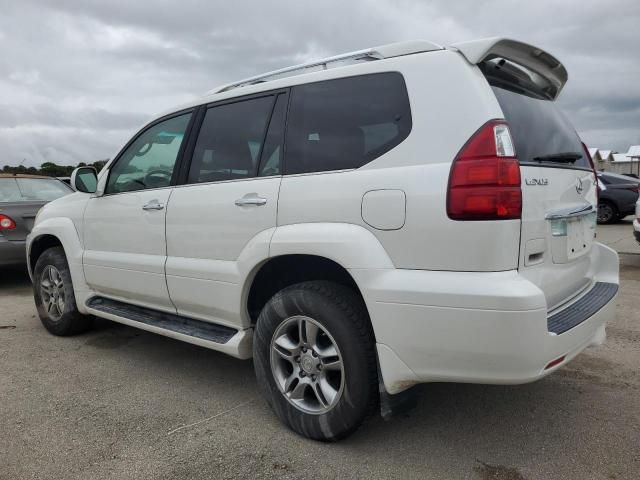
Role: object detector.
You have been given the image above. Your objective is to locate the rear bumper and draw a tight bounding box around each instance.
[351,242,619,394]
[0,238,27,266]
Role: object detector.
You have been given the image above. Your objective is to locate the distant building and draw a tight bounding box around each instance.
[600,150,613,162]
[588,148,604,169]
[588,146,640,176]
[588,148,603,168]
[628,145,640,161]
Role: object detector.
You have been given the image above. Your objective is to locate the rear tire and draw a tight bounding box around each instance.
[597,201,617,224]
[33,246,93,336]
[253,281,377,441]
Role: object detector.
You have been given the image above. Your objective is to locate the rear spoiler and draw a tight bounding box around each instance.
[450,37,568,100]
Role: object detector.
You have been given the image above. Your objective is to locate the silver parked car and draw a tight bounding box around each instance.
[0,174,72,266]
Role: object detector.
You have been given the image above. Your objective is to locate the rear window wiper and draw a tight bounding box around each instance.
[532,152,582,163]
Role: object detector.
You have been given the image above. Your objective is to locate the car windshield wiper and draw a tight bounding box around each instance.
[532,152,582,163]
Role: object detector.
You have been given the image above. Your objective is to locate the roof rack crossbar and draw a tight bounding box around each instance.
[212,48,384,94]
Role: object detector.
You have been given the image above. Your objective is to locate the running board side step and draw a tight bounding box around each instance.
[86,296,252,359]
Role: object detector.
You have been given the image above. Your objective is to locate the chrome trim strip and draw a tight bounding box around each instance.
[545,204,595,220]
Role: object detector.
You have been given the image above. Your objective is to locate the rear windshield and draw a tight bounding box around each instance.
[0,178,71,202]
[492,86,590,170]
[599,172,640,185]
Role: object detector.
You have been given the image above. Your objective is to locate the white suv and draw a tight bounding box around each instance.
[27,37,619,441]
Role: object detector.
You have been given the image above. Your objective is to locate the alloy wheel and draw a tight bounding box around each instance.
[40,265,65,321]
[270,315,345,415]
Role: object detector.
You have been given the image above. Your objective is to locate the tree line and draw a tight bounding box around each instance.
[1,160,108,177]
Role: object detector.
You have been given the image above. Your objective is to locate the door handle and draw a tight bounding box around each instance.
[142,201,165,211]
[235,197,267,207]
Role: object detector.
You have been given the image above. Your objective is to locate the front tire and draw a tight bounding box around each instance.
[33,246,93,336]
[253,281,377,441]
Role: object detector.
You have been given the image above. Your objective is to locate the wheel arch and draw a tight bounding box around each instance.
[246,254,369,329]
[244,222,394,329]
[27,217,91,313]
[28,234,64,275]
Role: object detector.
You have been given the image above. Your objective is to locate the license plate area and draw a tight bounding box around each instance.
[549,211,596,263]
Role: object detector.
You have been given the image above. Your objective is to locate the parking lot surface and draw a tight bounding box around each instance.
[1,223,639,479]
[597,216,640,255]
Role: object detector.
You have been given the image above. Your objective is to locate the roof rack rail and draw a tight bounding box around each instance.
[209,40,443,95]
[212,48,383,94]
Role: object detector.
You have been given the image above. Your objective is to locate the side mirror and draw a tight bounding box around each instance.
[71,167,98,194]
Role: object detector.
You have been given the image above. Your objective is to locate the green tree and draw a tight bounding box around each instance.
[2,159,109,176]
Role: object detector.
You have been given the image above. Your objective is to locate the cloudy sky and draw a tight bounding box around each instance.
[1,0,638,167]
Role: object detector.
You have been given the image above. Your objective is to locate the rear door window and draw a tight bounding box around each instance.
[492,86,590,170]
[188,95,275,183]
[285,72,412,175]
[258,94,287,177]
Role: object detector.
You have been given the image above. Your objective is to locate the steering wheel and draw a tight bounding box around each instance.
[144,170,172,188]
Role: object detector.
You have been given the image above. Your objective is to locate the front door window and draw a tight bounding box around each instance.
[106,113,192,194]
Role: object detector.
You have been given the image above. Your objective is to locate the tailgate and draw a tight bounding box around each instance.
[518,165,597,308]
[479,51,598,310]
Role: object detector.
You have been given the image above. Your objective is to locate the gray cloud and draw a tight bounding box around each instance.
[1,0,638,167]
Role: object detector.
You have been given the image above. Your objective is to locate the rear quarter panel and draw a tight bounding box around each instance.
[606,185,639,215]
[0,201,46,241]
[277,50,519,271]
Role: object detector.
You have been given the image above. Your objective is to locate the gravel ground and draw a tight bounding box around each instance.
[1,248,639,479]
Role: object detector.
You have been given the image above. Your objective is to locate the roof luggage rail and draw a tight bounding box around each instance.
[208,40,443,95]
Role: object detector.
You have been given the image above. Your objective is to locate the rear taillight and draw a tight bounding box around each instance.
[447,120,521,220]
[582,142,599,202]
[0,214,17,230]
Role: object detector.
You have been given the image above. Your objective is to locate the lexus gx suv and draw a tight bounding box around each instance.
[27,38,619,441]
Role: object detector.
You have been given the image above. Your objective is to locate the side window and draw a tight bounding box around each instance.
[285,72,412,175]
[106,113,192,194]
[188,96,275,183]
[258,94,287,177]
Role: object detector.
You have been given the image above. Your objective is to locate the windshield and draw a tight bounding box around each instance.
[0,178,72,202]
[492,86,590,170]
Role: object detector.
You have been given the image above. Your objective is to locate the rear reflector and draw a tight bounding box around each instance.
[447,120,521,220]
[544,355,566,370]
[0,214,17,230]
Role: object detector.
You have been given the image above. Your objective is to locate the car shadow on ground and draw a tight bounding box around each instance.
[0,264,31,289]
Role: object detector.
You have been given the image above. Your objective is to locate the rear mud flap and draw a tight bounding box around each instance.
[378,364,418,420]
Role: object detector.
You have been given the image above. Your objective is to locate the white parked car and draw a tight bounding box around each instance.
[27,37,619,441]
